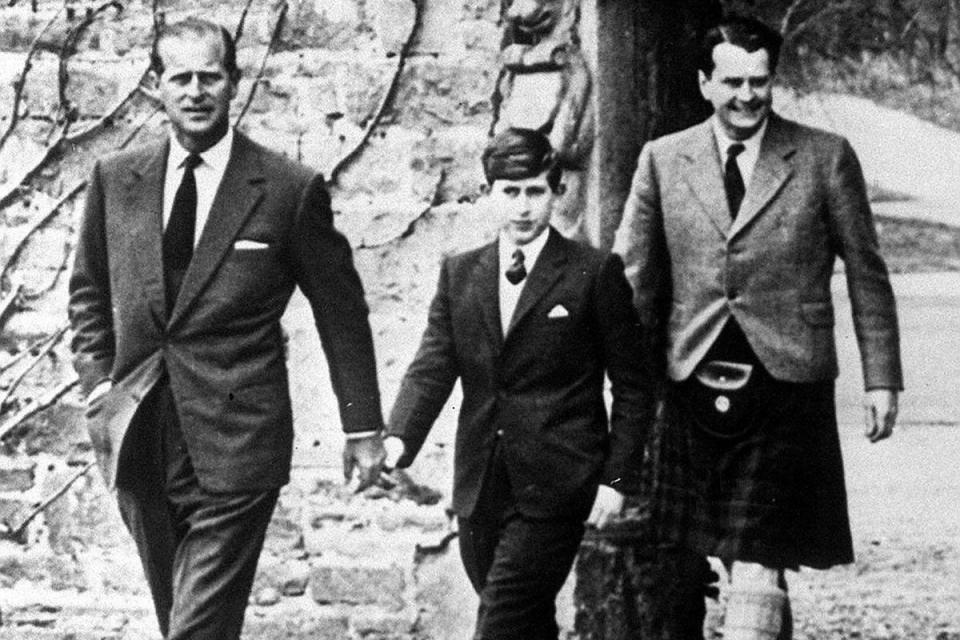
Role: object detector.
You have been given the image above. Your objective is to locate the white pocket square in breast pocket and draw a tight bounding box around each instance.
[234,239,270,250]
[547,304,569,319]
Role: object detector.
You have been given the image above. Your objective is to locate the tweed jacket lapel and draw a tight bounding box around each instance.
[729,114,796,239]
[680,121,731,238]
[466,241,504,353]
[121,139,168,327]
[506,228,565,340]
[168,132,266,329]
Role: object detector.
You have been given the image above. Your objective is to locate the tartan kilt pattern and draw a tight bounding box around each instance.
[650,379,854,570]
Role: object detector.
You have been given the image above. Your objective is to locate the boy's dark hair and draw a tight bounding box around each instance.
[697,14,782,76]
[481,127,563,193]
[151,16,239,81]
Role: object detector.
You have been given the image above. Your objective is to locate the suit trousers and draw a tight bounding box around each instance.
[458,441,585,640]
[115,377,279,640]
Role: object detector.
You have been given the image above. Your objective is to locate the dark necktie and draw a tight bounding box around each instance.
[163,153,202,312]
[505,248,527,285]
[724,142,746,218]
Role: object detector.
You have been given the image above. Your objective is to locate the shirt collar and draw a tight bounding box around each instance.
[168,127,235,171]
[710,116,768,156]
[499,225,551,270]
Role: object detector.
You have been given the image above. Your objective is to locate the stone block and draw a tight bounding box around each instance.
[413,536,477,640]
[310,561,406,611]
[0,457,36,492]
[350,606,418,636]
[243,599,351,640]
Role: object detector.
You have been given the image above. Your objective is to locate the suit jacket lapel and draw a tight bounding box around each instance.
[468,242,504,352]
[168,132,266,328]
[680,121,731,238]
[730,114,796,238]
[122,140,168,326]
[506,228,565,338]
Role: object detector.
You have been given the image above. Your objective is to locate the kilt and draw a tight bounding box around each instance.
[651,376,854,570]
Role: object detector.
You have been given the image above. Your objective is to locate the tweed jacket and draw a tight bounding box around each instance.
[613,114,903,389]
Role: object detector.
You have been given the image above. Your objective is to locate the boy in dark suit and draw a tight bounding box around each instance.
[384,128,655,640]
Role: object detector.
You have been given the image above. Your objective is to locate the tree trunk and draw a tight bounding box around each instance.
[574,1,721,637]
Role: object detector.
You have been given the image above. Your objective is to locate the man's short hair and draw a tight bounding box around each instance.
[481,127,563,193]
[151,16,239,80]
[698,14,783,76]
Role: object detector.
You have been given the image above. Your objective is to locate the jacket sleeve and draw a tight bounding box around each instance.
[596,252,657,495]
[827,138,904,391]
[612,142,671,380]
[386,259,459,467]
[290,174,385,433]
[68,161,116,396]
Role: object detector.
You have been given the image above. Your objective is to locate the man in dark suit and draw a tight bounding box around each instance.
[68,17,385,639]
[383,128,654,640]
[613,15,903,640]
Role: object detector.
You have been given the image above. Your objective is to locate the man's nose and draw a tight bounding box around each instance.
[185,74,204,97]
[735,82,755,102]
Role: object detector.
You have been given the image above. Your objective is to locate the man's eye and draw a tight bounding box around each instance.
[722,79,743,89]
[198,73,224,85]
[749,77,770,88]
[503,188,520,197]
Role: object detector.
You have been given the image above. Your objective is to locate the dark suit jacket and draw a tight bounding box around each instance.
[613,114,903,390]
[68,131,383,491]
[387,229,655,520]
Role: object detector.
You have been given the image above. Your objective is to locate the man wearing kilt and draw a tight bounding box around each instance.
[613,14,903,640]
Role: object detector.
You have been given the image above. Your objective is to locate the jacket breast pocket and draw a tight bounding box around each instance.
[801,301,835,327]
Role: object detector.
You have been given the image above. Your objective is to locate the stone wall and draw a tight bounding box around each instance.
[0,0,606,637]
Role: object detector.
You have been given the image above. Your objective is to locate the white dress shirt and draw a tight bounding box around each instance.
[711,117,768,190]
[162,128,235,245]
[499,228,550,336]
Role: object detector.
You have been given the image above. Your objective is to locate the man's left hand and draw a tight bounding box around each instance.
[864,389,898,443]
[587,485,625,529]
[343,433,386,492]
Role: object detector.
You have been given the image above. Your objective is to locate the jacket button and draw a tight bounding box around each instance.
[495,429,504,437]
[727,289,738,300]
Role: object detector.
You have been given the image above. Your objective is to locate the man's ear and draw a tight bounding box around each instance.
[479,183,491,196]
[697,70,710,99]
[143,69,162,100]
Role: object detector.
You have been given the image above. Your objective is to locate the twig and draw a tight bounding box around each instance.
[327,0,423,185]
[0,325,68,411]
[0,180,86,287]
[0,280,23,331]
[56,1,125,142]
[779,0,808,36]
[9,460,95,537]
[233,1,289,127]
[0,376,78,442]
[0,327,56,375]
[233,0,258,44]
[0,5,64,152]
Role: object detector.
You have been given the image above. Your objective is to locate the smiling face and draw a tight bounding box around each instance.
[699,42,773,141]
[489,170,555,246]
[155,31,238,152]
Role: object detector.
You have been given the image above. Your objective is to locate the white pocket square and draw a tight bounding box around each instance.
[234,239,270,250]
[547,304,569,319]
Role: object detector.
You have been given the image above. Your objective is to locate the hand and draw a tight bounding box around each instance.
[86,380,113,405]
[383,436,406,470]
[342,433,386,492]
[587,484,625,529]
[864,389,898,443]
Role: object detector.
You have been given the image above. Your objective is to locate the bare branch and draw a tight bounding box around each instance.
[0,279,23,331]
[0,326,58,375]
[234,1,289,128]
[0,180,85,288]
[9,460,96,537]
[0,375,78,442]
[0,325,68,411]
[0,5,64,153]
[233,0,259,45]
[328,0,423,185]
[779,0,808,36]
